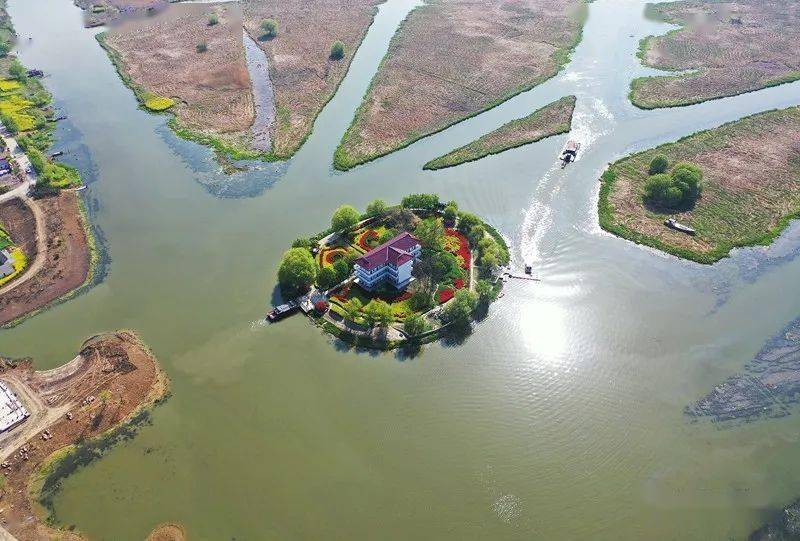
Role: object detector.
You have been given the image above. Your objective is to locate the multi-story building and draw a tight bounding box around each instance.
[353,232,421,291]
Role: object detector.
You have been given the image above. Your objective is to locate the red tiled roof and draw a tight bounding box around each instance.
[355,232,420,270]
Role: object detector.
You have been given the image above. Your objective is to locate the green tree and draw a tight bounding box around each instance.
[441,289,478,325]
[648,155,669,175]
[0,41,10,58]
[331,204,360,232]
[260,18,278,39]
[9,59,26,81]
[317,266,339,289]
[468,224,485,246]
[208,13,219,25]
[365,198,388,217]
[414,218,445,251]
[364,299,393,327]
[378,228,398,244]
[196,41,208,53]
[344,297,363,320]
[457,212,481,235]
[644,173,680,207]
[401,193,439,210]
[277,247,317,294]
[671,162,703,199]
[409,290,433,312]
[332,258,351,282]
[292,237,312,248]
[404,313,429,337]
[443,203,458,223]
[330,40,345,60]
[475,279,495,305]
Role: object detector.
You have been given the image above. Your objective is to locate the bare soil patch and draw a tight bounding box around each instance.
[241,0,383,159]
[0,331,169,541]
[102,3,257,151]
[0,192,90,326]
[424,95,575,170]
[599,106,800,263]
[335,0,587,170]
[631,0,800,108]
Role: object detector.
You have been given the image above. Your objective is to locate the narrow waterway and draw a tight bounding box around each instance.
[242,29,274,152]
[2,0,800,539]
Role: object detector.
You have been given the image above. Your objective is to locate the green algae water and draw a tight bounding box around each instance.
[2,0,800,538]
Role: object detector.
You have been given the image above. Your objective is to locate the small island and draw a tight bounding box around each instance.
[630,0,800,108]
[423,96,576,170]
[599,106,800,263]
[274,194,510,349]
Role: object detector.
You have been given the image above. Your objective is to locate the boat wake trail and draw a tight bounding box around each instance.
[519,96,615,270]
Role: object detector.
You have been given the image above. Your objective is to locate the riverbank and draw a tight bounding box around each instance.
[598,106,800,264]
[0,0,98,327]
[423,96,576,170]
[334,0,588,170]
[0,330,169,541]
[630,0,800,109]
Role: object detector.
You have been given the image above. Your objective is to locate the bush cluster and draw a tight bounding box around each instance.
[643,157,703,209]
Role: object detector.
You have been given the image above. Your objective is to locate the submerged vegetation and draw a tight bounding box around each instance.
[276,193,509,349]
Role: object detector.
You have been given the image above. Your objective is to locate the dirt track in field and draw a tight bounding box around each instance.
[0,192,90,326]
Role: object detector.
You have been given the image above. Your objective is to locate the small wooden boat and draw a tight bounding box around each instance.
[560,140,580,168]
[664,218,696,235]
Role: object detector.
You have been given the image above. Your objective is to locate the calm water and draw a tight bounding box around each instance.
[3,0,800,539]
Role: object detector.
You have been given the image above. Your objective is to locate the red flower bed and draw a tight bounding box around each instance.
[357,229,379,251]
[333,283,351,302]
[314,300,329,313]
[322,247,347,266]
[445,228,471,270]
[454,278,465,290]
[438,288,454,303]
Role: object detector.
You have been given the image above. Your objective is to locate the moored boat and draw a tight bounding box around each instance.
[664,218,696,235]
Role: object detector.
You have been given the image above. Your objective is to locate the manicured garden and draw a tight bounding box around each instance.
[276,193,510,349]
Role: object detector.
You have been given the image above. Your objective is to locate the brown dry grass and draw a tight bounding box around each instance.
[600,107,800,262]
[0,192,90,326]
[631,0,800,108]
[335,0,587,170]
[241,0,383,159]
[103,3,255,139]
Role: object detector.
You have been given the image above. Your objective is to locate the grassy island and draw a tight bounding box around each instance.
[630,0,800,109]
[275,194,510,350]
[424,96,576,170]
[333,0,588,170]
[599,106,800,263]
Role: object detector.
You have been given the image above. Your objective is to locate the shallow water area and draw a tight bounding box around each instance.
[1,0,800,539]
